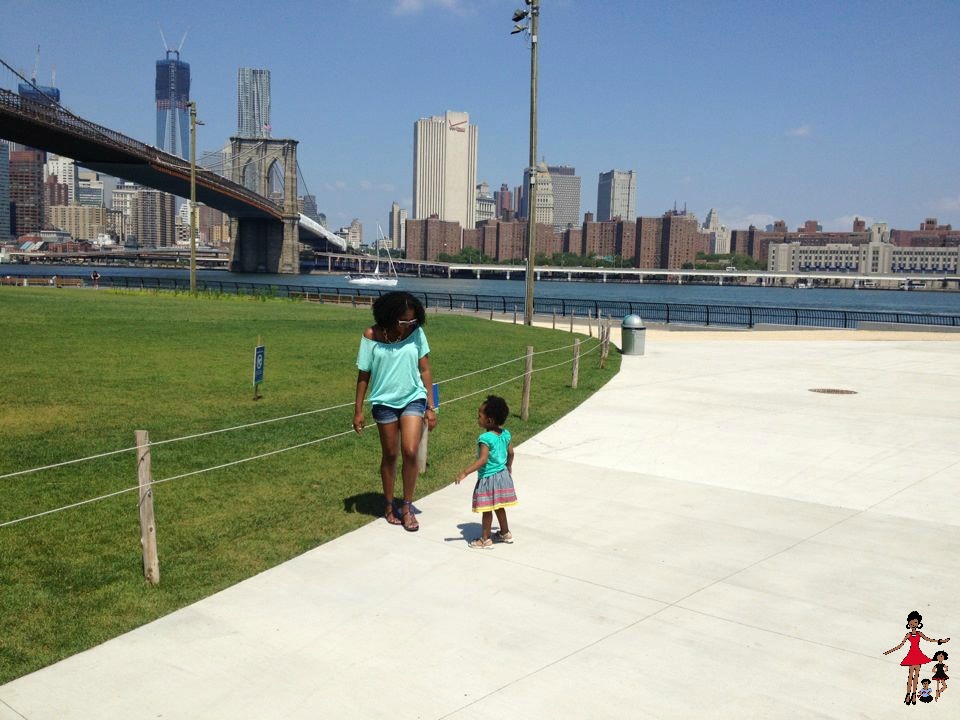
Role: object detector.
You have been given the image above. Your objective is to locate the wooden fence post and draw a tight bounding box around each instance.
[513,306,518,324]
[571,339,581,389]
[135,430,159,586]
[417,419,429,474]
[552,310,556,330]
[520,345,533,420]
[569,313,574,333]
[588,309,593,338]
[489,307,494,321]
[600,322,610,369]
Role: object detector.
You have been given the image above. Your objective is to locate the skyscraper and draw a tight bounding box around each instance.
[237,68,271,138]
[547,164,581,230]
[131,188,175,248]
[45,155,78,204]
[413,111,478,230]
[0,142,11,241]
[389,201,408,250]
[155,50,190,158]
[9,150,45,238]
[521,163,554,227]
[597,169,636,222]
[494,183,512,219]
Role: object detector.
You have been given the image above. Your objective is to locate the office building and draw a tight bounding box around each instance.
[156,49,191,158]
[597,169,636,222]
[494,184,512,219]
[9,150,45,238]
[131,188,175,248]
[519,163,554,227]
[635,209,710,269]
[18,82,60,108]
[237,68,271,138]
[702,208,731,254]
[475,182,496,225]
[413,111,478,230]
[547,165,581,231]
[47,205,109,241]
[44,175,69,216]
[389,201,408,250]
[0,142,10,241]
[45,155,78,204]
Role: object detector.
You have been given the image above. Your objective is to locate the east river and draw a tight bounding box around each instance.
[3,263,960,316]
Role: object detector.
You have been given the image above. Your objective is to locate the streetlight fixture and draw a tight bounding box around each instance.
[187,100,204,293]
[510,0,539,325]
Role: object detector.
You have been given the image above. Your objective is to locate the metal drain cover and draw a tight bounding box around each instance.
[808,388,858,395]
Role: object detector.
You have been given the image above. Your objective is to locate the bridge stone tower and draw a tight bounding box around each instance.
[228,137,300,273]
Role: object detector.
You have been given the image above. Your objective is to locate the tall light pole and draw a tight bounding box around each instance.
[188,100,202,293]
[512,0,539,325]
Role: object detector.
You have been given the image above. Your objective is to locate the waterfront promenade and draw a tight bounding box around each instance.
[2,328,959,719]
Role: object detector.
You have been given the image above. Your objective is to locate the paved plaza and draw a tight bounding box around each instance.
[2,328,959,719]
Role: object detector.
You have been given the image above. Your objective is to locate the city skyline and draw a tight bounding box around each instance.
[1,0,957,238]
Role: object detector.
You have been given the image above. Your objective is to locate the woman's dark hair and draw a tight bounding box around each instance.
[483,395,509,425]
[372,292,426,328]
[907,611,923,630]
[934,650,948,661]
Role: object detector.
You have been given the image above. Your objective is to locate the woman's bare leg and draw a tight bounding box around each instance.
[376,421,400,504]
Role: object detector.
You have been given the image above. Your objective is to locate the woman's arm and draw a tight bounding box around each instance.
[455,444,489,484]
[918,632,950,644]
[353,370,370,434]
[419,354,437,430]
[884,634,910,655]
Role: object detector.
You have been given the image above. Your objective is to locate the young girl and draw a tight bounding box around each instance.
[884,610,950,705]
[932,650,949,701]
[455,395,518,549]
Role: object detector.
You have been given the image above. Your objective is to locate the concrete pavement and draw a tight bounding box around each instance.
[2,329,959,719]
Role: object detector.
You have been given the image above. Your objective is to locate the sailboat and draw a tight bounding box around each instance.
[346,224,399,287]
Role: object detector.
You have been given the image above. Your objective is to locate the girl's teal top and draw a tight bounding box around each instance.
[356,327,430,408]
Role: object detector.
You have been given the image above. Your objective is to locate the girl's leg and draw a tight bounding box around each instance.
[481,510,493,540]
[398,415,423,530]
[494,508,510,535]
[376,421,400,520]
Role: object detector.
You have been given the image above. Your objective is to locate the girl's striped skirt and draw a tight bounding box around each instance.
[472,469,518,513]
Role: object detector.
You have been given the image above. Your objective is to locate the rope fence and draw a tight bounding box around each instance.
[0,337,606,551]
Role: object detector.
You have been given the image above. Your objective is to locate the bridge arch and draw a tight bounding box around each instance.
[229,137,300,273]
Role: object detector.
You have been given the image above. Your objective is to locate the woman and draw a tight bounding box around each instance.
[353,292,437,531]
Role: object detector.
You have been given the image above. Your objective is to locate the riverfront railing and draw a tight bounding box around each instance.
[6,272,960,330]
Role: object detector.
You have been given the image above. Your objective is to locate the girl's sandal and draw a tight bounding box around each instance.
[401,501,419,532]
[493,531,513,544]
[384,503,401,526]
[468,538,493,549]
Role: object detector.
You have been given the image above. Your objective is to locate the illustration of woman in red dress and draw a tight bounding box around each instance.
[884,611,950,705]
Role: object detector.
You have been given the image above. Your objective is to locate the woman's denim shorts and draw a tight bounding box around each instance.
[372,398,426,424]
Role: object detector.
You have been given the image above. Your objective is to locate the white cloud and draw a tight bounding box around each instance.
[359,180,397,193]
[392,0,469,16]
[935,195,960,212]
[785,125,811,138]
[722,211,779,231]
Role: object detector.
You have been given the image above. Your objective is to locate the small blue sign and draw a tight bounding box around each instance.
[432,383,440,410]
[254,346,265,385]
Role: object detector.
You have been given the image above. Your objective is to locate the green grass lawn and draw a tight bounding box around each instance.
[0,287,619,683]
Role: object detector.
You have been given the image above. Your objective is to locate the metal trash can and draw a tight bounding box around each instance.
[621,314,646,355]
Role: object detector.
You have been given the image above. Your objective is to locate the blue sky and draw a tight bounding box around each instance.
[2,0,958,238]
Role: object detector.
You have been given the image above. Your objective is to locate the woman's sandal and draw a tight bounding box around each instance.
[384,502,402,526]
[401,501,419,532]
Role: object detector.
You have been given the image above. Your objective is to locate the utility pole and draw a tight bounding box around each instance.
[512,0,540,326]
[188,101,201,293]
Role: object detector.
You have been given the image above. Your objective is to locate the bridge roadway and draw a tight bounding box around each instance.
[0,88,344,263]
[308,253,960,286]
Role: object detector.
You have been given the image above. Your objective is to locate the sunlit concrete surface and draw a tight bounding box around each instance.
[2,329,959,719]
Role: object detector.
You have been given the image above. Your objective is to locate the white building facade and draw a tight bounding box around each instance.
[413,111,478,230]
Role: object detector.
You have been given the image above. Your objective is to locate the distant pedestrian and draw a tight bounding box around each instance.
[455,395,517,549]
[90,270,100,289]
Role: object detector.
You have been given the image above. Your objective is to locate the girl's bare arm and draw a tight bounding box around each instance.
[456,444,490,483]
